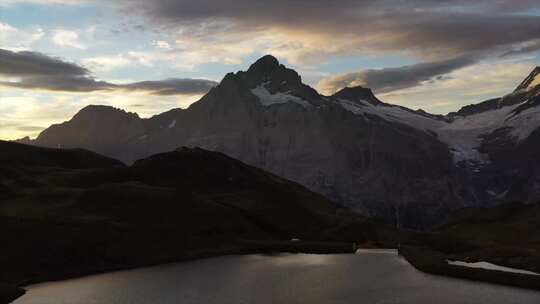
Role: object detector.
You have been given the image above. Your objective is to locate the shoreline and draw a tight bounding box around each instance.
[3,247,253,304]
[0,284,24,304]
[400,246,540,291]
[3,240,357,304]
[6,244,540,303]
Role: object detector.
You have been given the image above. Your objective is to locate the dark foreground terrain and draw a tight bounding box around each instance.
[3,140,540,303]
[0,140,395,303]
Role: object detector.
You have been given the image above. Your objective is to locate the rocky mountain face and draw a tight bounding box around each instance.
[24,57,540,228]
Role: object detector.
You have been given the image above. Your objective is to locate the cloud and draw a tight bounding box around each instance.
[0,48,89,77]
[0,0,94,6]
[152,40,171,50]
[121,79,218,95]
[117,0,540,66]
[17,126,45,132]
[0,48,217,95]
[82,52,161,72]
[1,75,113,92]
[501,39,540,58]
[317,55,479,94]
[1,75,217,95]
[8,1,536,82]
[82,55,133,72]
[99,34,258,72]
[3,1,540,68]
[135,0,536,96]
[0,22,44,51]
[53,30,86,49]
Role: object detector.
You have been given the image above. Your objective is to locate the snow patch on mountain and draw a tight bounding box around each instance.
[335,88,540,165]
[436,104,520,163]
[251,83,311,108]
[507,104,540,140]
[336,99,446,132]
[436,99,540,163]
[337,94,540,164]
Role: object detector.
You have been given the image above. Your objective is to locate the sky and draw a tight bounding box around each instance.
[1,0,540,140]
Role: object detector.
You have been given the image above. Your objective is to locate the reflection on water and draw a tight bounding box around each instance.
[14,250,540,304]
[355,249,398,254]
[250,253,339,266]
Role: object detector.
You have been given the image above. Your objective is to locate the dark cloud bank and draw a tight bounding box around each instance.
[125,0,540,58]
[120,0,540,93]
[319,55,479,94]
[0,49,89,76]
[0,49,217,95]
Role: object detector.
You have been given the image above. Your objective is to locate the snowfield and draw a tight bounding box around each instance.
[251,83,311,108]
[336,98,445,132]
[447,260,540,276]
[334,96,540,164]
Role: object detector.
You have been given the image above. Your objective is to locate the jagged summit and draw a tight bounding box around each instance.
[211,55,392,108]
[331,86,384,106]
[212,55,319,104]
[73,105,140,120]
[239,55,303,89]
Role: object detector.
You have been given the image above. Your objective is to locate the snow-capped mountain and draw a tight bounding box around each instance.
[444,67,540,206]
[22,56,540,228]
[442,68,540,165]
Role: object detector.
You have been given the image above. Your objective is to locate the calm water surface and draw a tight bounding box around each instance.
[14,249,540,304]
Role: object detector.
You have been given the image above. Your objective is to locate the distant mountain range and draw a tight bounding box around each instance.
[18,56,540,228]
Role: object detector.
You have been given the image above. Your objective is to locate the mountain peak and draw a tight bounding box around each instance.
[74,105,140,120]
[331,86,384,106]
[247,55,280,75]
[201,55,321,109]
[241,55,302,88]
